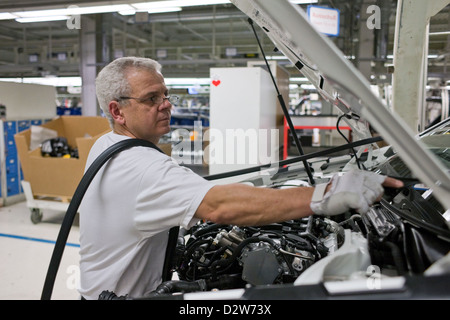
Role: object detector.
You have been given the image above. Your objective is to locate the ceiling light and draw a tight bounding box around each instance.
[267,56,289,60]
[301,84,317,90]
[131,0,230,10]
[289,0,319,4]
[165,78,211,85]
[387,54,440,59]
[0,13,18,20]
[290,77,309,82]
[0,77,82,87]
[0,1,230,21]
[15,16,70,23]
[119,7,183,16]
[429,31,450,36]
[13,4,134,18]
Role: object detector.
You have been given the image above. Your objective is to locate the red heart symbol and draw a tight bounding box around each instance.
[212,80,221,87]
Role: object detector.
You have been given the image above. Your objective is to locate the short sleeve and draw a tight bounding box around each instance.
[134,155,215,236]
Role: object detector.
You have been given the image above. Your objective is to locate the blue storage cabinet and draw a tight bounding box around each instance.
[2,120,20,197]
[18,120,31,132]
[17,120,31,193]
[31,119,42,126]
[1,118,51,203]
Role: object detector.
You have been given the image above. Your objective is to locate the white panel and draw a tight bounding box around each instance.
[0,82,56,120]
[208,67,278,178]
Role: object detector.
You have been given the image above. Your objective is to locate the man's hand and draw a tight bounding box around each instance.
[310,169,404,216]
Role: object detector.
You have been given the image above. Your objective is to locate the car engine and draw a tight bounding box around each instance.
[142,167,450,298]
[177,216,341,286]
[98,145,450,300]
[142,216,340,296]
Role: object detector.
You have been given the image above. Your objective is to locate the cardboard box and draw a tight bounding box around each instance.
[157,143,172,156]
[15,116,110,199]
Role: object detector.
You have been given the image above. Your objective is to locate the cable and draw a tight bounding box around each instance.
[247,18,315,186]
[204,136,383,181]
[336,113,363,169]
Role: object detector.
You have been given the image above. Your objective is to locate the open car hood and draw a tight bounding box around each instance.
[230,0,450,211]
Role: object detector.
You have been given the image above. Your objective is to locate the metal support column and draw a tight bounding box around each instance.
[358,1,376,81]
[80,16,98,116]
[392,0,450,133]
[79,14,114,116]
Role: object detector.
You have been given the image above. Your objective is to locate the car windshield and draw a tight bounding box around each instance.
[377,119,450,181]
[419,120,450,169]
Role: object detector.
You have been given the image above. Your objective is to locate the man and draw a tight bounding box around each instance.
[78,56,403,300]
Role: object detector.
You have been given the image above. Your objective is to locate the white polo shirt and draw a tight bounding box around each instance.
[78,131,215,300]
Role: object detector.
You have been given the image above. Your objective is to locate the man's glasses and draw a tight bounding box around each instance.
[118,95,179,106]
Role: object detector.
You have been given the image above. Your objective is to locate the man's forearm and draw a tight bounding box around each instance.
[196,184,315,226]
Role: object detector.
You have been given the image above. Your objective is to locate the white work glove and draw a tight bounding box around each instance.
[310,169,386,216]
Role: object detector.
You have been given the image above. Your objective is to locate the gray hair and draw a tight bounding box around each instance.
[95,56,162,127]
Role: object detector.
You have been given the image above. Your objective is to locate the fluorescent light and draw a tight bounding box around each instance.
[13,4,134,18]
[14,8,76,17]
[0,1,230,21]
[165,78,211,85]
[132,0,230,10]
[387,54,440,59]
[0,12,19,20]
[0,77,82,86]
[290,77,309,82]
[16,16,70,23]
[301,84,317,89]
[429,31,450,36]
[69,4,134,15]
[267,55,289,60]
[289,0,319,4]
[119,7,183,16]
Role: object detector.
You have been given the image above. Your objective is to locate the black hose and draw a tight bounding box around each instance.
[148,274,244,297]
[41,139,163,300]
[98,290,129,300]
[337,113,362,169]
[151,279,208,296]
[383,241,407,276]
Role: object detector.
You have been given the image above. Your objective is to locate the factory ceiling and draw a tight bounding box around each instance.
[0,0,448,86]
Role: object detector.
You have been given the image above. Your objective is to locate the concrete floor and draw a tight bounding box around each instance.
[0,201,80,300]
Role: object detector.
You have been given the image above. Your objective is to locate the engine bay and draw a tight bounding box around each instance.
[99,142,450,300]
[143,177,449,298]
